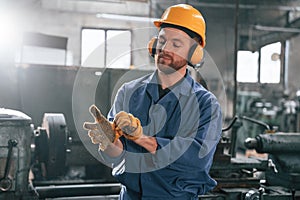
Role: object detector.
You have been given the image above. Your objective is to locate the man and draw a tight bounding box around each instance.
[84,4,222,200]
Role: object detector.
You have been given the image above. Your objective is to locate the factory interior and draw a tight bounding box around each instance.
[1,0,300,199]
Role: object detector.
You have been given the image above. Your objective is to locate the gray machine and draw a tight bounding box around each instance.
[0,108,120,199]
[1,107,299,199]
[209,116,300,199]
[0,108,34,199]
[245,132,300,191]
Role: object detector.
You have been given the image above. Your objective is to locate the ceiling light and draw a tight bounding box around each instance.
[96,13,158,22]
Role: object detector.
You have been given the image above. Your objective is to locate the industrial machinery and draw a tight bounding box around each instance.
[31,112,121,199]
[207,116,300,199]
[0,108,120,200]
[1,106,300,199]
[245,132,300,191]
[0,108,35,199]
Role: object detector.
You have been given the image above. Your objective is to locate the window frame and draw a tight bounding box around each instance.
[237,41,283,84]
[80,27,132,68]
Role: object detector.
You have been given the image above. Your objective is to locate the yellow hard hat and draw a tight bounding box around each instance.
[154,4,206,47]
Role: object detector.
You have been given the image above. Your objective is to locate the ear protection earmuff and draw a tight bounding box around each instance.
[147,36,203,66]
[147,36,158,57]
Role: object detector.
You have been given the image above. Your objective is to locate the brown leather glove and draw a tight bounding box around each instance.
[83,105,123,151]
[114,111,143,140]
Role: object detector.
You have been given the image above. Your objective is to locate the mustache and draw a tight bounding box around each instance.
[158,52,173,60]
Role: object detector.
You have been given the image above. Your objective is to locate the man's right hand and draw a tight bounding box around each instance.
[83,105,122,151]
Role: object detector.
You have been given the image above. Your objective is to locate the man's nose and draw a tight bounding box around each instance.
[161,41,173,52]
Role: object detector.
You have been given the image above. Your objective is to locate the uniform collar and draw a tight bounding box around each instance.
[143,69,195,99]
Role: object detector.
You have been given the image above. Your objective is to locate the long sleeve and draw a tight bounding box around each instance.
[153,92,222,170]
[96,71,223,196]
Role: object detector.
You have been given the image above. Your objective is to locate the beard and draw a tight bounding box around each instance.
[156,53,187,75]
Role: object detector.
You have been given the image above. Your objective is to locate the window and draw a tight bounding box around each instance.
[81,29,105,68]
[260,42,281,83]
[237,51,259,83]
[81,28,131,68]
[237,42,282,83]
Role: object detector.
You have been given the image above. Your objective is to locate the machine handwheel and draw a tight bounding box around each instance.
[42,113,67,179]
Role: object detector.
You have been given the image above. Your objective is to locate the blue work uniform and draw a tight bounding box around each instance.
[100,69,222,200]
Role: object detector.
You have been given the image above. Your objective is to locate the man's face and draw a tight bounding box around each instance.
[155,27,193,74]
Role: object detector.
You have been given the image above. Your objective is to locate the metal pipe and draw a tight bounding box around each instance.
[222,116,238,132]
[240,115,271,131]
[244,132,300,153]
[283,40,290,92]
[233,0,239,117]
[35,183,121,198]
[185,2,300,11]
[254,25,300,33]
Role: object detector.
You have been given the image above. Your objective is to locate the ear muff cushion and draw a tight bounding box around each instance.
[188,44,203,65]
[147,37,158,57]
[148,36,203,64]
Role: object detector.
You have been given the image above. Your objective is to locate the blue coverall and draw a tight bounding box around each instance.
[101,69,222,200]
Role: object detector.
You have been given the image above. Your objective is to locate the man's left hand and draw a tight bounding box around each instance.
[114,111,143,140]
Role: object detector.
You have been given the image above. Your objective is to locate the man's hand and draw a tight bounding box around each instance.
[114,111,143,140]
[83,105,122,151]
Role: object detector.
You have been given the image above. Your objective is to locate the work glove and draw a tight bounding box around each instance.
[114,111,143,140]
[83,105,123,151]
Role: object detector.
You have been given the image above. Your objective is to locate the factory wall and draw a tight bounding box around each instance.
[288,34,300,93]
[205,20,236,118]
[0,64,151,133]
[19,7,155,67]
[1,3,299,126]
[0,5,235,118]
